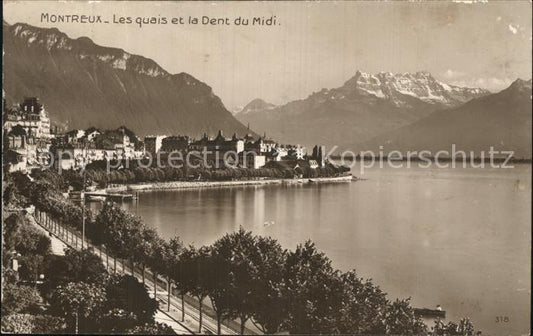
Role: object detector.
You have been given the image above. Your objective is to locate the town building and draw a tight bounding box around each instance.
[4,126,51,172]
[238,152,266,169]
[244,135,277,154]
[292,145,306,160]
[187,131,245,168]
[160,135,190,153]
[190,130,244,155]
[3,98,315,174]
[144,135,167,156]
[3,97,52,139]
[53,127,142,170]
[3,98,53,172]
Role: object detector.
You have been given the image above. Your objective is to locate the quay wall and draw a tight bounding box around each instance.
[104,175,353,193]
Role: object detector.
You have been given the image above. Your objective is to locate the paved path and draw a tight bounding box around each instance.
[28,215,65,255]
[29,213,195,334]
[31,211,245,335]
[154,310,192,334]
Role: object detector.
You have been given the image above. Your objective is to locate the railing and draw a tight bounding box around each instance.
[33,209,256,335]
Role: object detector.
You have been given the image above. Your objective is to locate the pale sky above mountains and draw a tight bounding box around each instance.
[4,1,532,109]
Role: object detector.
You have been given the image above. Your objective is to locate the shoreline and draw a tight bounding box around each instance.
[104,175,354,193]
[330,156,533,164]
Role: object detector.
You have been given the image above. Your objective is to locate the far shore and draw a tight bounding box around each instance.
[102,175,355,193]
[330,155,532,163]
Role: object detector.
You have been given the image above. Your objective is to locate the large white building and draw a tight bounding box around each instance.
[54,128,143,170]
[3,97,52,139]
[3,97,53,172]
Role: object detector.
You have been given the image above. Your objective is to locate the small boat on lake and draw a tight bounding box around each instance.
[84,191,137,202]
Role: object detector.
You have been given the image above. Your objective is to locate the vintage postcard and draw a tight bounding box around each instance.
[2,1,531,335]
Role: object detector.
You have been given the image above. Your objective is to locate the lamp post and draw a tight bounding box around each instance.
[81,154,87,250]
[81,201,85,250]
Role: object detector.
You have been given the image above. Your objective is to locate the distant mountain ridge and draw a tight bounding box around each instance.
[359,79,532,158]
[344,71,489,108]
[237,98,276,115]
[236,70,490,150]
[5,21,525,156]
[2,21,252,137]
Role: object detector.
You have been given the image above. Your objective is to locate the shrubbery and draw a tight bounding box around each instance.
[81,159,350,187]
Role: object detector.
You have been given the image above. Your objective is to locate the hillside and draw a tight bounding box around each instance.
[2,21,251,137]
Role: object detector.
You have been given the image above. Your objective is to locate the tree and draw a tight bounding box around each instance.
[135,227,159,284]
[100,275,159,332]
[49,282,106,334]
[95,202,146,275]
[1,313,35,333]
[457,318,476,336]
[32,314,66,333]
[2,213,51,282]
[2,179,26,207]
[18,253,46,282]
[95,202,145,262]
[432,317,478,336]
[147,236,169,297]
[210,228,258,334]
[1,283,42,316]
[163,237,184,312]
[42,248,106,296]
[126,322,176,335]
[3,212,26,251]
[338,270,388,334]
[3,213,51,256]
[178,245,212,331]
[249,236,287,334]
[283,240,345,334]
[384,298,427,335]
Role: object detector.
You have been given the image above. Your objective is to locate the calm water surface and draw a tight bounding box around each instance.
[92,164,531,335]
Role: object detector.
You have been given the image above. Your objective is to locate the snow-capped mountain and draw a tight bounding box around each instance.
[235,71,490,151]
[237,98,277,115]
[342,71,489,108]
[3,21,252,137]
[360,79,532,158]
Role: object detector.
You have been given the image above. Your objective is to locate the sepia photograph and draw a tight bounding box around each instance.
[1,1,531,335]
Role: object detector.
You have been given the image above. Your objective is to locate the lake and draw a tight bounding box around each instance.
[91,164,531,335]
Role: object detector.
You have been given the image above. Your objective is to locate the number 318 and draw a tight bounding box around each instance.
[495,316,509,323]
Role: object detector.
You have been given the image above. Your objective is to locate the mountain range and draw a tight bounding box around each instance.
[360,78,532,158]
[3,21,531,158]
[235,71,491,151]
[2,21,251,137]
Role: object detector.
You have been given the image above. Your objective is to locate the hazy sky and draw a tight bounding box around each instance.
[4,1,532,110]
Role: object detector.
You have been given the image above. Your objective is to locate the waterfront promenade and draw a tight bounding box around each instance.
[31,209,247,335]
[104,175,354,192]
